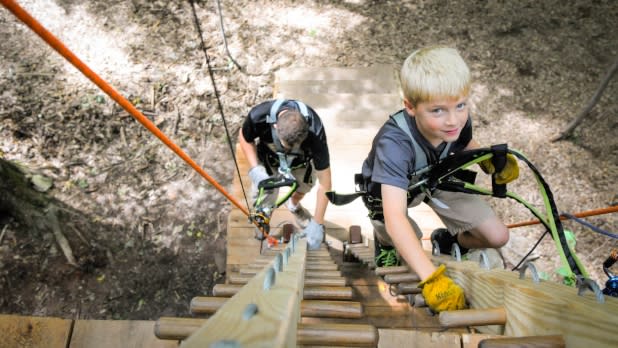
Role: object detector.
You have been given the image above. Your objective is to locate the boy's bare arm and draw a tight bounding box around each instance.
[381,184,436,280]
[238,130,259,169]
[313,167,332,224]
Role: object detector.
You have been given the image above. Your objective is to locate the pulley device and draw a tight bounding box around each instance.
[602,249,618,297]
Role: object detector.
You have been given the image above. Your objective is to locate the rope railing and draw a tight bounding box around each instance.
[507,205,618,229]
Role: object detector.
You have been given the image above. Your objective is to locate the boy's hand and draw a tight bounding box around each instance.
[303,220,324,250]
[248,165,269,186]
[478,154,519,184]
[418,265,466,312]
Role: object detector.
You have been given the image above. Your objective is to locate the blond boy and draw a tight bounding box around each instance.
[360,46,518,311]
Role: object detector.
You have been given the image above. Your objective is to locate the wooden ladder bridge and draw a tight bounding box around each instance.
[2,66,618,347]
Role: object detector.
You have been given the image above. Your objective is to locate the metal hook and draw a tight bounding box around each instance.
[577,277,605,304]
[518,261,540,284]
[451,243,462,262]
[263,267,276,290]
[273,253,283,272]
[478,250,490,270]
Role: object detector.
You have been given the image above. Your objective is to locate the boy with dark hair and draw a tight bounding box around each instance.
[360,46,518,311]
[239,99,332,249]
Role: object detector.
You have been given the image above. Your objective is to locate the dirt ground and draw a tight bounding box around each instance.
[0,0,616,321]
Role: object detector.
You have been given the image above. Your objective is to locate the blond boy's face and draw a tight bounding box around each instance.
[404,95,469,147]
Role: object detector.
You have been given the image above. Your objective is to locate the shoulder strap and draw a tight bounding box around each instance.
[266,99,312,174]
[267,99,311,123]
[392,111,427,173]
[391,111,452,173]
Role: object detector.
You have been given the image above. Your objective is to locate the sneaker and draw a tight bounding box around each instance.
[430,228,457,255]
[374,239,400,267]
[430,228,469,256]
[290,203,312,229]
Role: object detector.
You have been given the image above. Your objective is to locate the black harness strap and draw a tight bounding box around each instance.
[265,99,312,180]
[490,143,508,198]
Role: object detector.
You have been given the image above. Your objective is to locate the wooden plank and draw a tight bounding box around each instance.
[275,66,398,86]
[442,256,618,347]
[182,238,307,347]
[0,314,72,348]
[70,320,176,348]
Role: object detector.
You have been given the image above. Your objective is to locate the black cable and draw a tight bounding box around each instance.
[214,0,243,71]
[511,230,549,271]
[188,0,250,211]
[562,213,618,239]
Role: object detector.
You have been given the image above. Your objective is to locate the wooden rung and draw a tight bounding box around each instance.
[300,300,364,319]
[304,286,355,300]
[306,263,340,271]
[213,284,355,300]
[305,278,347,287]
[155,317,205,341]
[297,323,378,347]
[383,273,420,284]
[190,297,363,319]
[395,282,421,295]
[305,270,342,278]
[374,265,409,276]
[244,260,337,267]
[346,244,369,250]
[227,273,346,287]
[212,283,242,297]
[349,225,362,244]
[155,318,378,346]
[306,256,335,262]
[413,294,426,307]
[190,296,228,314]
[478,335,566,348]
[439,307,506,328]
[307,250,331,256]
[239,267,340,278]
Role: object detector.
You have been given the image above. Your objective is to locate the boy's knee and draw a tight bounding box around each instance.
[487,226,509,248]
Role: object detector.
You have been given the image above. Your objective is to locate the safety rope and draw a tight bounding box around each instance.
[0,0,251,217]
[507,205,618,229]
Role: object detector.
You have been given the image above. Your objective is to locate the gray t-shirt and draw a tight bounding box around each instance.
[361,109,472,198]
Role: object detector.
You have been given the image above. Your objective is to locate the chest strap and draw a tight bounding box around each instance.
[391,111,452,176]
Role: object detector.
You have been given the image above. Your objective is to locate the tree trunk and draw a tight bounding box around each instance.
[0,158,77,265]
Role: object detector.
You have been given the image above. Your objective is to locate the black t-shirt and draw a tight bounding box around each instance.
[361,109,472,197]
[241,99,330,171]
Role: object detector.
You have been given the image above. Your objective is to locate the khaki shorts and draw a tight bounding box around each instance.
[251,163,316,209]
[372,189,496,245]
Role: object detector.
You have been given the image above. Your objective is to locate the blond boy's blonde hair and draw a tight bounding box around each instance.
[400,46,470,106]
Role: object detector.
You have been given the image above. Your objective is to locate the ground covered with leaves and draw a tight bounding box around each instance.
[0,0,616,320]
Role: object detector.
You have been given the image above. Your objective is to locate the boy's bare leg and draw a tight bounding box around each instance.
[457,216,509,249]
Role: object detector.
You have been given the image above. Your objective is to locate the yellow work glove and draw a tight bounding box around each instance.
[478,154,519,184]
[418,265,466,312]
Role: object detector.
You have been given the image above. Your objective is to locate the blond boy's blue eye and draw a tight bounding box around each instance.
[456,102,466,110]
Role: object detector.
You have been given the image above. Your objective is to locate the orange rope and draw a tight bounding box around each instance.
[1,0,250,217]
[507,205,618,229]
